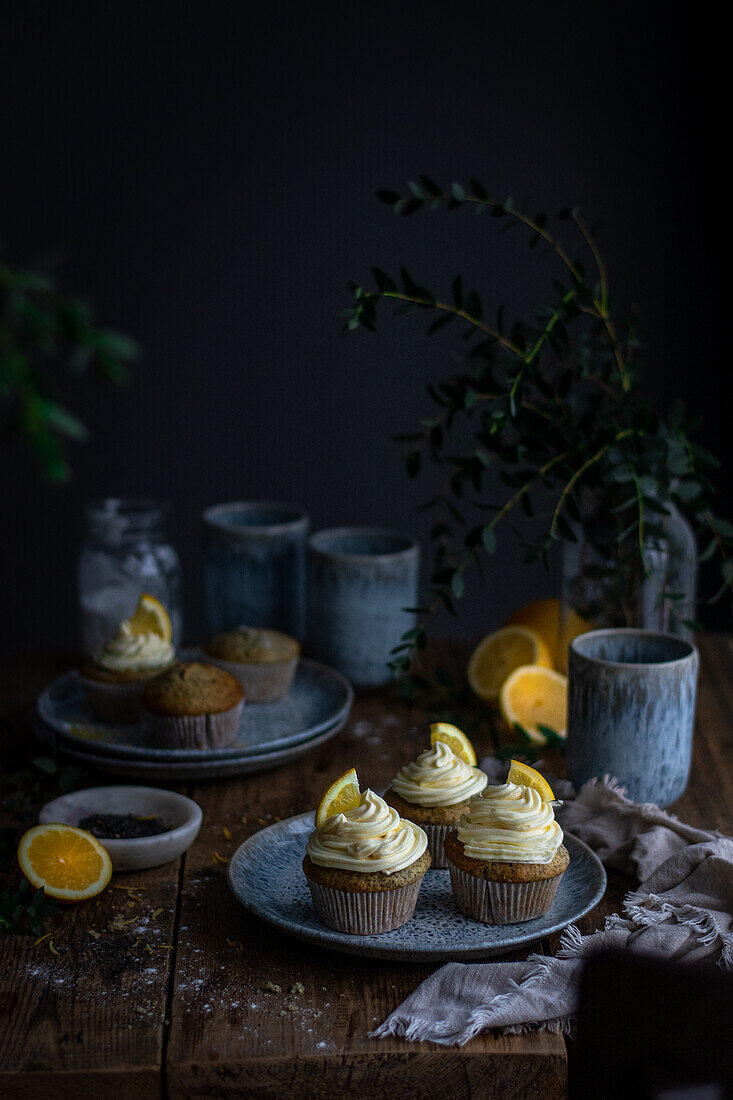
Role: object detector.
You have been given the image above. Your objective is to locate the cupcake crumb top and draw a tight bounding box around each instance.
[205,627,300,665]
[142,662,244,716]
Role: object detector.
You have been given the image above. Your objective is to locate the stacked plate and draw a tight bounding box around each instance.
[35,654,353,780]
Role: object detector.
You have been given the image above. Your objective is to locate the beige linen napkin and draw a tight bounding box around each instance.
[371,766,731,1045]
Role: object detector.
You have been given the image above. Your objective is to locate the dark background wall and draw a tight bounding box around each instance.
[1,3,726,659]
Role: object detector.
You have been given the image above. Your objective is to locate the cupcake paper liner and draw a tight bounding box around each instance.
[142,698,244,750]
[448,862,563,925]
[422,823,451,869]
[307,876,424,935]
[203,654,298,702]
[79,676,147,724]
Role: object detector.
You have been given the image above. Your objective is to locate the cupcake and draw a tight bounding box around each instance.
[80,614,175,723]
[203,626,300,702]
[303,777,430,935]
[141,662,244,750]
[384,729,487,868]
[445,779,569,925]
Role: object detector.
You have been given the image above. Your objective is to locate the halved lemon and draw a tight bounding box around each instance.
[429,722,477,767]
[315,768,361,827]
[504,597,591,671]
[499,665,567,745]
[467,626,552,702]
[128,593,172,642]
[507,759,556,801]
[18,824,113,902]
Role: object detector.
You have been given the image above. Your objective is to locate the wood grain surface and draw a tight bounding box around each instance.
[1,635,730,1099]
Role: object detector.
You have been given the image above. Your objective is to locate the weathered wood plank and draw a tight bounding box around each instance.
[2,636,730,1097]
[0,654,179,1097]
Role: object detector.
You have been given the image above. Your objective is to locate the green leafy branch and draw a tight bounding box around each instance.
[341,179,732,681]
[1,258,140,481]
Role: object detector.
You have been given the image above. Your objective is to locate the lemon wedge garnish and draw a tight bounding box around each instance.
[499,664,567,745]
[315,768,361,827]
[507,759,556,801]
[429,722,477,766]
[128,593,172,642]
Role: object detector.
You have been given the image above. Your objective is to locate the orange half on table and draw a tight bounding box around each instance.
[503,597,591,670]
[17,823,113,902]
[499,665,568,745]
[467,625,552,702]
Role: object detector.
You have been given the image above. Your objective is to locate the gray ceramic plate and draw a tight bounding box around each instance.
[34,711,349,780]
[36,657,353,762]
[227,813,606,961]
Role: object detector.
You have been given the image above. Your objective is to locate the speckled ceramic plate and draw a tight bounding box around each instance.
[34,712,348,780]
[227,813,607,961]
[36,657,353,762]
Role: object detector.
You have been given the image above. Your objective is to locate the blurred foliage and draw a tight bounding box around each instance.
[0,875,61,937]
[0,256,139,481]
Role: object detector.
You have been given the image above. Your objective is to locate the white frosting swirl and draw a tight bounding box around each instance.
[457,782,563,864]
[93,620,174,672]
[306,789,427,875]
[391,741,488,806]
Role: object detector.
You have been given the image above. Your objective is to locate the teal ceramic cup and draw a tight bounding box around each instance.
[567,629,699,807]
[203,501,309,640]
[306,527,420,688]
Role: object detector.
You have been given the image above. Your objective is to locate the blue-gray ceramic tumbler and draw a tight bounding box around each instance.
[306,527,420,688]
[567,629,698,807]
[203,502,309,640]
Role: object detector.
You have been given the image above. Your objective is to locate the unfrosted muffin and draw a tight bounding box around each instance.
[303,789,430,934]
[445,782,568,925]
[203,626,300,702]
[384,739,487,868]
[141,662,244,750]
[80,620,175,723]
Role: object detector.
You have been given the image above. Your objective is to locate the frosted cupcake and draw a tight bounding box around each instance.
[384,728,487,868]
[80,618,175,723]
[445,772,568,925]
[203,626,300,702]
[303,776,430,935]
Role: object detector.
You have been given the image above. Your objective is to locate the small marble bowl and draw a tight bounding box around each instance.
[38,785,202,871]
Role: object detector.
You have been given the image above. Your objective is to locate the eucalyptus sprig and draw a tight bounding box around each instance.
[343,179,732,679]
[1,256,139,481]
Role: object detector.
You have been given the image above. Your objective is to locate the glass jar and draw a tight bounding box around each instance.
[560,497,697,665]
[78,499,183,655]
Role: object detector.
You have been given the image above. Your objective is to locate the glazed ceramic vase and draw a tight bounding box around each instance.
[203,501,309,640]
[306,527,419,688]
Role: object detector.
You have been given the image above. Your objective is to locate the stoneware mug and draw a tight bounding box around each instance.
[306,527,419,688]
[567,628,699,807]
[203,501,310,641]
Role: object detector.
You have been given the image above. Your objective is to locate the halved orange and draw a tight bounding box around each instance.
[315,768,361,827]
[504,597,591,671]
[128,593,172,642]
[499,665,567,745]
[507,759,556,801]
[467,626,552,702]
[18,824,113,902]
[429,723,477,767]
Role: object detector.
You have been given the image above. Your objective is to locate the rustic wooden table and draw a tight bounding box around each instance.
[1,636,731,1099]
